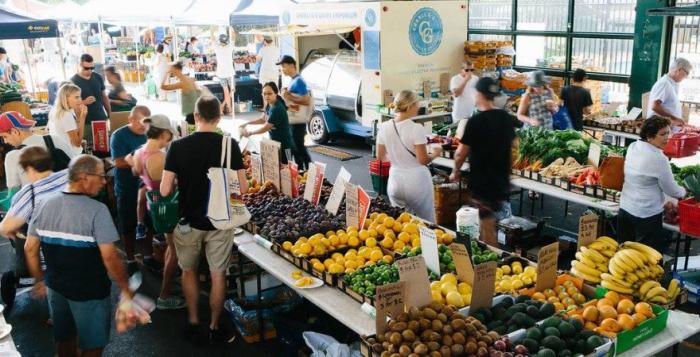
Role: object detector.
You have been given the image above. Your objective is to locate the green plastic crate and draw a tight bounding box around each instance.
[370,174,388,195]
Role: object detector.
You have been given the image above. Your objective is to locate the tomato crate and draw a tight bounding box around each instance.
[663,133,699,158]
[679,198,700,237]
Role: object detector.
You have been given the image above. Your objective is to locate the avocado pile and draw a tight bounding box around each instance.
[518,316,607,357]
[471,295,556,336]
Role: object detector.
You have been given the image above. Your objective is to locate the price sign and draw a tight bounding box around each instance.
[588,143,601,167]
[374,282,406,334]
[396,256,432,309]
[251,153,262,184]
[449,243,474,285]
[357,186,370,230]
[260,140,281,190]
[326,167,351,215]
[289,162,299,198]
[303,162,326,205]
[345,182,359,230]
[535,242,559,291]
[419,226,440,275]
[469,261,497,315]
[280,166,292,197]
[577,213,599,250]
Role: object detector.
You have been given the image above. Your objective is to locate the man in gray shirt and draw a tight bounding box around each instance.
[24,155,132,357]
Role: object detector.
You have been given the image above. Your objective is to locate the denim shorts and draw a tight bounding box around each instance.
[47,288,111,350]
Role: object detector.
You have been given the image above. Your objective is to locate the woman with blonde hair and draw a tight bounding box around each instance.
[376,90,442,221]
[48,83,85,155]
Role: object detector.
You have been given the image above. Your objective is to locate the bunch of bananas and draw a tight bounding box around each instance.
[636,279,681,304]
[601,242,666,300]
[570,236,619,283]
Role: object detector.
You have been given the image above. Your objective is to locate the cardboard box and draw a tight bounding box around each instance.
[614,304,668,354]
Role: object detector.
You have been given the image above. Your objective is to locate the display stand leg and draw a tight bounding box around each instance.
[519,189,524,216]
[672,343,679,357]
[564,201,569,217]
[530,193,536,215]
[684,234,691,271]
[540,195,544,211]
[256,269,263,342]
[674,233,682,273]
[238,249,246,297]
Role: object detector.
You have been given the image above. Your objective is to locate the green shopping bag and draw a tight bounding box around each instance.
[147,191,179,233]
[0,187,20,212]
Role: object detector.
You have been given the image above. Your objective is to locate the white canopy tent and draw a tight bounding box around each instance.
[81,0,192,26]
[172,0,285,26]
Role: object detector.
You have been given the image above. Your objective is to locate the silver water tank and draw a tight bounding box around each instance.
[301,49,362,119]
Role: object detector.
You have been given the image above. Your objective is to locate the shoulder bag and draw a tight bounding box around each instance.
[206,135,251,230]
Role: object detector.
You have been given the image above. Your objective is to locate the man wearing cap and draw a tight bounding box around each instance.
[210,27,236,116]
[648,58,693,126]
[109,105,151,274]
[257,37,280,86]
[278,55,313,170]
[450,77,517,245]
[0,111,76,190]
[71,54,111,146]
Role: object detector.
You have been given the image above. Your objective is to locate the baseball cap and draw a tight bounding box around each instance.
[143,114,177,137]
[475,77,501,98]
[275,55,296,66]
[218,33,230,45]
[0,111,36,133]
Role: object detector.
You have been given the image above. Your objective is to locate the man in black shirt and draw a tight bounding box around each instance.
[70,54,111,146]
[560,69,593,131]
[450,77,516,245]
[161,95,248,345]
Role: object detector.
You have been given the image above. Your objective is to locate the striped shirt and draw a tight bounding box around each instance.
[7,170,68,223]
[28,192,119,301]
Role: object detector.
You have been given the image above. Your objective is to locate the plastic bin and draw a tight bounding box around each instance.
[370,174,388,195]
[369,160,390,176]
[663,133,699,158]
[679,198,700,237]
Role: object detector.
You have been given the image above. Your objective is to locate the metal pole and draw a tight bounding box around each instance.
[98,16,106,65]
[56,37,67,80]
[21,39,36,94]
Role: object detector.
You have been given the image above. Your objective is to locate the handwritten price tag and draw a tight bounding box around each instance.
[375,282,406,334]
[469,261,497,315]
[396,256,432,309]
[419,226,440,275]
[577,213,599,250]
[535,242,559,291]
[449,243,474,285]
[260,140,281,190]
[325,167,351,215]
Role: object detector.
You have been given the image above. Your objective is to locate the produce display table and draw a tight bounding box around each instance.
[233,232,375,336]
[583,125,640,147]
[617,309,700,357]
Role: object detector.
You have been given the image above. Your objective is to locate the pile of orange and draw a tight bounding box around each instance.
[566,291,656,338]
[530,280,587,312]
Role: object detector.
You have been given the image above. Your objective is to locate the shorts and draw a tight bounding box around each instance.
[116,193,137,235]
[471,198,512,221]
[217,76,235,91]
[47,288,111,350]
[173,225,234,272]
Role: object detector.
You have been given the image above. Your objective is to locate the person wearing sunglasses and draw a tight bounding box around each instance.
[70,54,111,147]
[648,57,692,127]
[450,60,479,127]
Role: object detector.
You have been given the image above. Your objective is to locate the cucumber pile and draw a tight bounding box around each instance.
[0,83,22,105]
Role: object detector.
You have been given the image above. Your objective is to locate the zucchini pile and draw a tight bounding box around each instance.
[0,83,22,105]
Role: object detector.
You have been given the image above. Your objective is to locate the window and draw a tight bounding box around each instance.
[669,0,700,124]
[468,0,513,30]
[573,0,636,33]
[572,38,634,75]
[468,0,635,88]
[517,0,569,32]
[515,36,567,68]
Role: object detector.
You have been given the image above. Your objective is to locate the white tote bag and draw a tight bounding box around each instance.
[206,135,251,230]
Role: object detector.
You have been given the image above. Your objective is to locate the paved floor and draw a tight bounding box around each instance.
[2,88,700,356]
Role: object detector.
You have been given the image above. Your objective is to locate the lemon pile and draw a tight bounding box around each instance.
[494,261,537,294]
[283,226,363,257]
[430,273,472,308]
[364,212,456,254]
[309,246,394,275]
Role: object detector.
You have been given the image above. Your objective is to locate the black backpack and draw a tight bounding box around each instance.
[42,135,71,171]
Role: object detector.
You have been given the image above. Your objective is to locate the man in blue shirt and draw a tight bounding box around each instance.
[110,106,149,274]
[277,55,313,170]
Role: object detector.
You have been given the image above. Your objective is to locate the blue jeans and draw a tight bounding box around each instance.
[47,288,111,350]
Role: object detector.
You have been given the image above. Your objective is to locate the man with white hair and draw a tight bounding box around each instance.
[648,58,693,126]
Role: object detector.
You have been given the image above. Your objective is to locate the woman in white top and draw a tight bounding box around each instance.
[48,83,85,155]
[619,116,686,253]
[376,90,442,221]
[153,44,170,101]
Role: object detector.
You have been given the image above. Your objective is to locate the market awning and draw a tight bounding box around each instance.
[228,0,283,27]
[173,0,236,26]
[80,0,191,26]
[241,24,357,37]
[0,5,58,40]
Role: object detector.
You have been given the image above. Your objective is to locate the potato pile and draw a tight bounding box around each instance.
[366,302,504,357]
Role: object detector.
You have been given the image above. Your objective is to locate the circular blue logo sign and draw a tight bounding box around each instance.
[408,7,443,56]
[282,10,291,25]
[365,9,377,27]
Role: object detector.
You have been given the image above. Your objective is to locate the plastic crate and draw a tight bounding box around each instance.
[663,133,699,158]
[679,198,700,237]
[368,160,390,176]
[370,174,388,195]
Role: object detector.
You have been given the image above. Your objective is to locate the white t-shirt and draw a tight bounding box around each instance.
[214,43,235,79]
[4,134,78,189]
[450,74,478,122]
[376,119,427,170]
[647,74,682,119]
[258,45,280,83]
[48,110,83,156]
